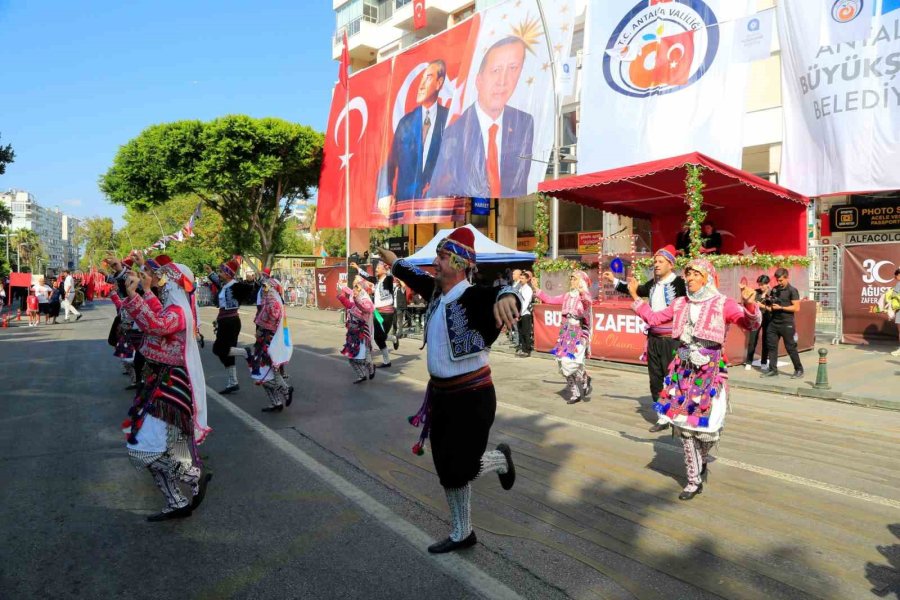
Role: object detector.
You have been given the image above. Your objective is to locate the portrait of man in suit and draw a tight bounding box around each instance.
[428,36,534,199]
[376,60,449,217]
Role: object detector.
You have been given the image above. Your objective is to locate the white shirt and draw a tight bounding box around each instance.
[426,279,489,378]
[615,273,676,311]
[32,284,51,304]
[519,284,533,316]
[64,275,74,294]
[474,102,504,164]
[421,102,437,167]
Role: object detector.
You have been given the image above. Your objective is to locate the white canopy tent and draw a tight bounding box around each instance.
[405,224,536,266]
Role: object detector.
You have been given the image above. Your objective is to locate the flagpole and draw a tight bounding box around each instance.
[344,74,351,273]
[535,0,561,259]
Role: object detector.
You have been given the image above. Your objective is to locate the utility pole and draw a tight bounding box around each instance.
[535,0,562,258]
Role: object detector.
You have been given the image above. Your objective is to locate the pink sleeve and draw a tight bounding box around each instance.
[355,294,374,314]
[123,294,185,336]
[723,298,762,331]
[110,292,122,309]
[536,290,566,305]
[632,299,675,327]
[337,293,354,310]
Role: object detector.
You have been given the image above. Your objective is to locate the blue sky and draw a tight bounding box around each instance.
[1,0,338,225]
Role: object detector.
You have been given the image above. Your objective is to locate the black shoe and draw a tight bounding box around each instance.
[219,384,239,394]
[566,396,581,405]
[377,362,392,369]
[147,504,192,522]
[496,443,516,490]
[353,376,367,384]
[191,473,212,510]
[760,370,778,378]
[286,386,294,407]
[790,370,805,379]
[701,463,708,482]
[427,531,477,554]
[678,484,703,501]
[75,314,83,321]
[649,422,669,433]
[368,364,376,380]
[262,404,284,412]
[125,383,139,391]
[583,375,592,396]
[393,337,399,350]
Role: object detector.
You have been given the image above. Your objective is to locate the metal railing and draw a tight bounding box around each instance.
[807,242,843,344]
[334,13,378,45]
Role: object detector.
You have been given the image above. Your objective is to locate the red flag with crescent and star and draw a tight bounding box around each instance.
[413,0,427,30]
[316,16,477,229]
[653,29,695,87]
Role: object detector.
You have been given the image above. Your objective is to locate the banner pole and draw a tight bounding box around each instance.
[535,0,561,259]
[345,76,351,271]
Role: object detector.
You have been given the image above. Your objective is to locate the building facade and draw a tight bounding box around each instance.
[331,0,883,256]
[0,189,81,273]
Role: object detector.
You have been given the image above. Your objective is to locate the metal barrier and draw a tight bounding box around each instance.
[196,282,215,307]
[807,242,843,344]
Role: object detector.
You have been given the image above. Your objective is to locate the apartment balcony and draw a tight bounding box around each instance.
[389,0,471,33]
[332,15,401,64]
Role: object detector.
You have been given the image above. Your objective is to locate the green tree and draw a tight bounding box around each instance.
[100,116,324,268]
[75,217,119,270]
[0,132,14,176]
[279,218,314,255]
[117,195,228,275]
[12,228,47,273]
[320,228,346,258]
[0,202,11,275]
[369,225,403,251]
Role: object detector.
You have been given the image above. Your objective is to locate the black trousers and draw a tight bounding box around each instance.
[517,314,534,353]
[212,316,241,367]
[647,334,680,402]
[766,320,803,372]
[745,320,770,365]
[392,308,407,338]
[374,312,394,350]
[430,384,496,489]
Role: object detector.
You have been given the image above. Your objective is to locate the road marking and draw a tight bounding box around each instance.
[277,345,900,511]
[206,386,523,600]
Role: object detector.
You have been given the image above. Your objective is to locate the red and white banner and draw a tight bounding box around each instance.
[317,0,576,229]
[413,0,427,30]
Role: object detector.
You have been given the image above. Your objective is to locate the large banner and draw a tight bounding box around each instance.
[842,243,900,345]
[779,0,900,197]
[578,0,754,173]
[317,0,575,229]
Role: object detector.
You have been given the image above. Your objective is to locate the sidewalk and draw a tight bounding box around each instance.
[285,305,900,412]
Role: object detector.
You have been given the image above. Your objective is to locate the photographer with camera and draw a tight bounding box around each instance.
[744,275,772,370]
[760,268,804,379]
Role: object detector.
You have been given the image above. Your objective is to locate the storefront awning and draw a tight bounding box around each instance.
[538,152,809,220]
[538,153,810,256]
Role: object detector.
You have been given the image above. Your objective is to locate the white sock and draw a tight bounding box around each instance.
[478,449,508,477]
[444,485,472,542]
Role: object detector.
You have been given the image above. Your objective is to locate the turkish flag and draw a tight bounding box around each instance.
[413,0,427,30]
[654,29,694,86]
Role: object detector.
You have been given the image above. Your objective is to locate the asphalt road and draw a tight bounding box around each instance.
[1,301,898,599]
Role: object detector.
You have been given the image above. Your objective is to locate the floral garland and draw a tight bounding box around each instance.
[533,193,550,258]
[534,257,581,273]
[685,164,706,259]
[633,253,813,281]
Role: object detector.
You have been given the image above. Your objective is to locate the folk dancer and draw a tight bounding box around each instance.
[378,226,521,554]
[605,245,686,431]
[338,276,377,383]
[108,256,146,390]
[535,271,594,404]
[120,256,212,520]
[629,258,761,500]
[231,270,294,412]
[353,259,397,368]
[205,258,243,394]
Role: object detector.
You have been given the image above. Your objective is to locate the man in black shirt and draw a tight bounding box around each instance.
[761,268,804,378]
[699,221,722,255]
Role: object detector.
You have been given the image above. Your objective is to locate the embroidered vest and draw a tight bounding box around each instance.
[671,295,728,344]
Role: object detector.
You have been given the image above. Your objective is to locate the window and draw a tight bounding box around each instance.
[395,0,412,8]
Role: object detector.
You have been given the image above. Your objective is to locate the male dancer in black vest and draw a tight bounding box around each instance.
[378,226,522,553]
[604,245,686,432]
